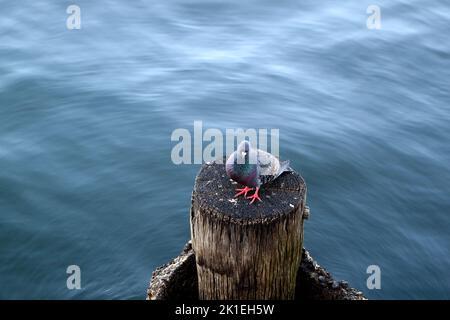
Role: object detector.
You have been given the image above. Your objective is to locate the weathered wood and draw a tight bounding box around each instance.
[147,242,198,301]
[147,241,367,300]
[190,160,307,300]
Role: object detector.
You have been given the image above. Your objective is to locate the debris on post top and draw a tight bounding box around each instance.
[193,160,306,221]
[190,160,307,300]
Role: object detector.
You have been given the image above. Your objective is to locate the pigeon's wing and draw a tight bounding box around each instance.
[256,149,281,185]
[257,150,280,175]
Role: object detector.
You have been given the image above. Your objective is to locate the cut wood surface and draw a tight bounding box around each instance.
[190,160,307,300]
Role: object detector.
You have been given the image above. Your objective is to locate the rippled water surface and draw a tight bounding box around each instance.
[0,0,449,299]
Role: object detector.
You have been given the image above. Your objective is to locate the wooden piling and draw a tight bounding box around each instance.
[190,160,307,300]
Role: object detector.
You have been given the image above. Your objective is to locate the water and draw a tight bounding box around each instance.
[0,0,449,299]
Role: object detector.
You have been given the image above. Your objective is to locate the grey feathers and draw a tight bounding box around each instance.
[225,140,291,188]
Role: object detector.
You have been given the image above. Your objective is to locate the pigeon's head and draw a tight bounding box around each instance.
[237,140,251,158]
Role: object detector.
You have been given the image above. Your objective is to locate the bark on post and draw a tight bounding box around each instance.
[190,160,307,300]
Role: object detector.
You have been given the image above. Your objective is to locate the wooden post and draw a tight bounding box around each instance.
[190,160,307,300]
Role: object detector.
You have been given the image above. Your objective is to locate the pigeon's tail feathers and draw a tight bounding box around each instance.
[279,160,292,173]
[270,160,291,182]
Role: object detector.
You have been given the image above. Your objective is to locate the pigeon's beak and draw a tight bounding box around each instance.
[241,151,247,157]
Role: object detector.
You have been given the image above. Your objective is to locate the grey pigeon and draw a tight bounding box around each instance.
[225,140,291,204]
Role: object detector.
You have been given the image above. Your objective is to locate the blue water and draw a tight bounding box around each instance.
[1,0,449,299]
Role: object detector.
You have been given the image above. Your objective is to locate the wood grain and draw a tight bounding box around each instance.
[190,160,307,300]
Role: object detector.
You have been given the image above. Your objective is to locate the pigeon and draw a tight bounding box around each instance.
[225,140,291,204]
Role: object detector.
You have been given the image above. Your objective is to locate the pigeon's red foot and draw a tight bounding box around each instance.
[234,186,253,198]
[247,187,262,204]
